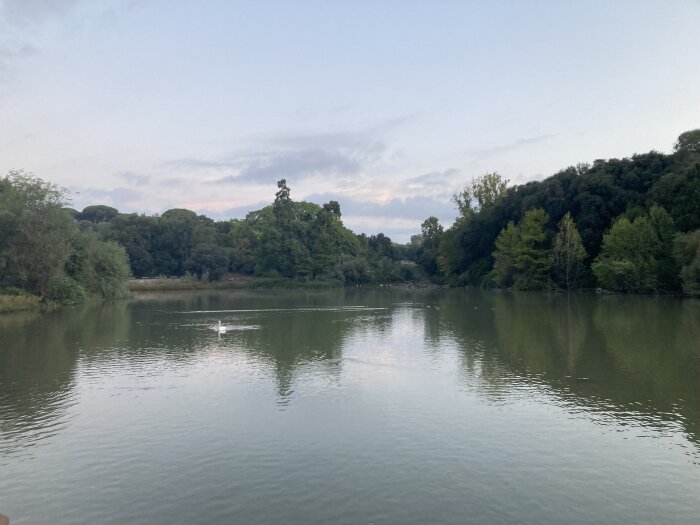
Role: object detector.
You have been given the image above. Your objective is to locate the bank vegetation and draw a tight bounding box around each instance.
[2,129,699,311]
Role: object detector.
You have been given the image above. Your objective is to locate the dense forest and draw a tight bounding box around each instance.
[1,129,699,309]
[431,129,700,294]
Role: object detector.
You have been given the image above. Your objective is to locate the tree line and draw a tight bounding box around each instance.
[69,179,421,287]
[421,129,700,294]
[2,128,699,305]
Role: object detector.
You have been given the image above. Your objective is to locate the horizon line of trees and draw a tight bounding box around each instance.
[64,178,422,287]
[3,128,699,302]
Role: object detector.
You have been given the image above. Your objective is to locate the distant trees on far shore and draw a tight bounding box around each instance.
[2,128,699,304]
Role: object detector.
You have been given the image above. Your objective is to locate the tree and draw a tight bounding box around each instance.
[108,214,154,277]
[153,209,216,276]
[421,216,443,239]
[491,209,552,289]
[74,233,132,298]
[437,226,461,280]
[592,206,678,292]
[307,202,342,278]
[674,129,700,153]
[673,229,700,294]
[0,170,75,298]
[492,221,518,287]
[0,170,131,302]
[368,233,394,260]
[551,212,587,290]
[651,164,700,232]
[188,243,230,281]
[417,216,443,278]
[453,172,509,217]
[79,205,119,224]
[227,219,257,274]
[322,200,341,217]
[274,179,292,220]
[647,205,678,289]
[513,208,551,290]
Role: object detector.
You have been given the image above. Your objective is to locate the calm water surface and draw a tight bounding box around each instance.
[1,289,699,524]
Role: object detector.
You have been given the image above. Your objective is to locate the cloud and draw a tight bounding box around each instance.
[0,38,38,81]
[117,171,150,185]
[262,114,415,151]
[470,134,556,160]
[0,0,141,85]
[159,158,239,172]
[204,201,270,220]
[73,186,141,210]
[162,137,390,188]
[158,115,414,186]
[305,192,454,223]
[0,43,37,60]
[161,177,187,186]
[0,0,81,25]
[406,168,461,186]
[217,148,364,185]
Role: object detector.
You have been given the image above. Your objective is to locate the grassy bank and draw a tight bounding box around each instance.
[127,275,345,292]
[0,294,42,313]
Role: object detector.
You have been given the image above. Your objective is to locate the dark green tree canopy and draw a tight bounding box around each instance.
[79,205,119,224]
[674,129,700,153]
[322,200,341,217]
[161,208,198,220]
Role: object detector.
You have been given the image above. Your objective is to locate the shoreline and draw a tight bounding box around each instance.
[126,275,444,292]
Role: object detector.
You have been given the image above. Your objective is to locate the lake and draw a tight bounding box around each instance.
[1,289,699,524]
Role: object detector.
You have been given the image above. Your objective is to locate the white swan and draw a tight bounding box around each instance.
[217,320,227,334]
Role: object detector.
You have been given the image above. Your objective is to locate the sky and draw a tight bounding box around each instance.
[1,0,699,241]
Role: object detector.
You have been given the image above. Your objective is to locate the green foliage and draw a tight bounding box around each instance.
[492,209,552,290]
[107,214,155,276]
[188,243,230,282]
[226,219,257,273]
[337,254,370,283]
[0,170,131,304]
[453,172,509,217]
[462,256,494,287]
[79,205,119,224]
[493,221,518,287]
[0,170,75,297]
[551,212,587,290]
[219,182,374,282]
[592,206,677,292]
[674,129,700,153]
[438,129,699,294]
[48,276,86,303]
[9,129,698,298]
[651,164,700,232]
[673,229,700,295]
[79,235,132,298]
[416,216,443,279]
[513,208,551,290]
[106,208,218,278]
